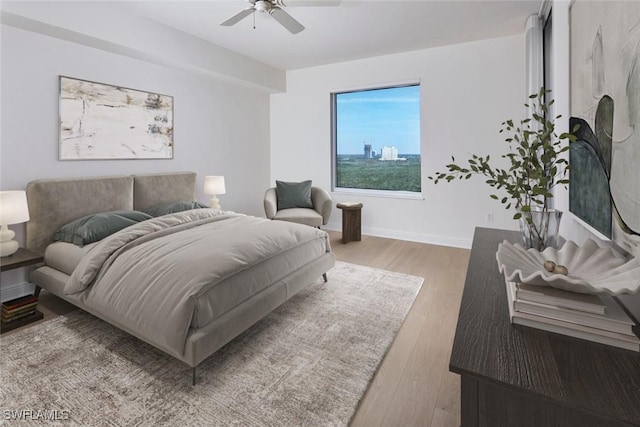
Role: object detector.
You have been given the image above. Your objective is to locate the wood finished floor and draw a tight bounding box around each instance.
[331,232,470,427]
[7,231,470,427]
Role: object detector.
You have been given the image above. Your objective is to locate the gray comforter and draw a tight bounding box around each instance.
[67,210,331,358]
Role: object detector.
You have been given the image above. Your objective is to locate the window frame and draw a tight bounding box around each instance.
[330,81,422,198]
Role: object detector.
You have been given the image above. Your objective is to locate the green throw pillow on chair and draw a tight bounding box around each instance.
[276,180,313,210]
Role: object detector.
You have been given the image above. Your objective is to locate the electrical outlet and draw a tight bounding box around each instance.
[486,212,494,222]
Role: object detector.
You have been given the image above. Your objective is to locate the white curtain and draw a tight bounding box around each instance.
[526,14,544,107]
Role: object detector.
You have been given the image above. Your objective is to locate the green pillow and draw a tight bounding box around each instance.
[53,210,152,247]
[145,200,208,217]
[276,180,313,210]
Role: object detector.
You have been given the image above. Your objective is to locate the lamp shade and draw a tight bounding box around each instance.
[0,191,30,225]
[203,176,226,195]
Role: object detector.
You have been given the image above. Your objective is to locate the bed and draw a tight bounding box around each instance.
[25,172,335,384]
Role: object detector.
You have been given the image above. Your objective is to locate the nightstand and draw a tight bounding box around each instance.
[336,202,363,243]
[1,248,44,334]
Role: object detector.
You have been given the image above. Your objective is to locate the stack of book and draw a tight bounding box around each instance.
[505,279,640,351]
[1,295,39,326]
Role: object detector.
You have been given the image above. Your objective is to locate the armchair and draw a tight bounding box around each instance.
[264,186,332,228]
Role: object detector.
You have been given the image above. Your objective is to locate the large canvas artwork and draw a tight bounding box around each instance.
[59,76,173,160]
[570,1,640,257]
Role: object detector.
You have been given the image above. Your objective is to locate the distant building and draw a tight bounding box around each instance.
[364,143,372,159]
[380,146,397,160]
[380,146,406,161]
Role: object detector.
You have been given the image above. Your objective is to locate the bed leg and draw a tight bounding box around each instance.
[192,367,196,386]
[322,273,328,282]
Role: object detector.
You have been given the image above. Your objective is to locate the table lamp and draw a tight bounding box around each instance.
[0,191,30,257]
[203,176,226,210]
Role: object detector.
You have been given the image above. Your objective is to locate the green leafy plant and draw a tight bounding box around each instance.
[429,88,578,248]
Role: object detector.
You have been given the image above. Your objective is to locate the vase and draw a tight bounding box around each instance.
[519,209,562,251]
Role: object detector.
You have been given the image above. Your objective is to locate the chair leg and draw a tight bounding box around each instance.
[323,273,328,282]
[192,367,197,386]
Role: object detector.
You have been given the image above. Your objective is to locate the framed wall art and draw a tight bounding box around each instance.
[59,76,173,160]
[569,0,640,256]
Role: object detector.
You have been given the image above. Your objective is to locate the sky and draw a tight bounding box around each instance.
[335,84,421,155]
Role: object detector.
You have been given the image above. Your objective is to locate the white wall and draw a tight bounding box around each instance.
[1,2,285,92]
[0,18,271,299]
[270,34,527,248]
[1,23,271,214]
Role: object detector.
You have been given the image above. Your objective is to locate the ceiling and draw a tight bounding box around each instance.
[121,0,543,71]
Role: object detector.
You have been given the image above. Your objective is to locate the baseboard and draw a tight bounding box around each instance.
[1,282,36,303]
[323,222,472,249]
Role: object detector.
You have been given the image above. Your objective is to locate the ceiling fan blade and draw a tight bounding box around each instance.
[220,7,254,26]
[270,7,305,34]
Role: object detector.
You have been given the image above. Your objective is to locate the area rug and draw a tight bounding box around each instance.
[0,262,423,426]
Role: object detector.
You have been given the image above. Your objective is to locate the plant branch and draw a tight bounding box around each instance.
[428,88,577,245]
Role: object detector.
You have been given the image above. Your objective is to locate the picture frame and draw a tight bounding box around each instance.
[569,1,640,257]
[59,76,174,160]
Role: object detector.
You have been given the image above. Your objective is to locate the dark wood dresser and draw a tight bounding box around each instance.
[450,227,640,427]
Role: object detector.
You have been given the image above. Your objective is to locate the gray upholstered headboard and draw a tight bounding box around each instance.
[132,172,196,212]
[25,172,197,255]
[26,175,134,255]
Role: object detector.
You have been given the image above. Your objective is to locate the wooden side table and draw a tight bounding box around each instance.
[1,247,44,334]
[336,202,363,243]
[0,247,43,272]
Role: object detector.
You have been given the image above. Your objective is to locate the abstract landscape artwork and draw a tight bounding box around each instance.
[59,76,173,160]
[570,0,640,257]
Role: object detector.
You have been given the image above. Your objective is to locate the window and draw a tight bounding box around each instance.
[331,83,421,194]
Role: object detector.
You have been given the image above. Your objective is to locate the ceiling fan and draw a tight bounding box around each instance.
[220,0,336,34]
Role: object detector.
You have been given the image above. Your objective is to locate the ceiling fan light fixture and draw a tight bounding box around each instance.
[255,1,271,13]
[221,0,305,34]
